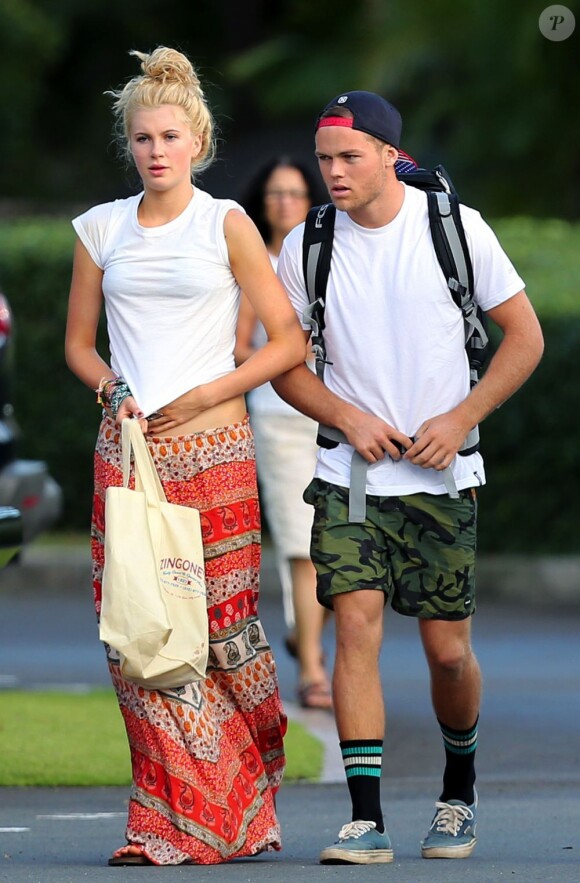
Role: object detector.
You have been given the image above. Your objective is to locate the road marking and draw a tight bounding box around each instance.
[0,675,18,686]
[0,827,30,832]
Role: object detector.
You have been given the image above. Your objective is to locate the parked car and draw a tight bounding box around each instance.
[0,505,21,567]
[0,290,62,547]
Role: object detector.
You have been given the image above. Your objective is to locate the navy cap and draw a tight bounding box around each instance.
[316,90,402,149]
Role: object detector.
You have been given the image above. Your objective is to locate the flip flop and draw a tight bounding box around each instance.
[108,852,153,866]
[298,681,333,710]
[108,851,194,867]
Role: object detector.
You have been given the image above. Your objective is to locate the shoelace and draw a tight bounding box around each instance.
[337,820,377,841]
[430,802,474,836]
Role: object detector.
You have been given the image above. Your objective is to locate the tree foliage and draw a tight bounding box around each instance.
[0,0,576,216]
[227,0,579,216]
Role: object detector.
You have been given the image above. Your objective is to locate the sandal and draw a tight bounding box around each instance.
[108,847,152,867]
[108,847,194,867]
[298,681,333,710]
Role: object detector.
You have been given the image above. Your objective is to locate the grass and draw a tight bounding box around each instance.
[0,689,323,786]
[32,532,88,546]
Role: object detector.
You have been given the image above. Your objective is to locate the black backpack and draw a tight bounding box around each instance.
[302,165,489,394]
[301,166,488,519]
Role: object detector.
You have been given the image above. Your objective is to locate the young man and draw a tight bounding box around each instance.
[274,91,543,864]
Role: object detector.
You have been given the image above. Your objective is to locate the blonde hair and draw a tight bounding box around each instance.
[107,46,216,174]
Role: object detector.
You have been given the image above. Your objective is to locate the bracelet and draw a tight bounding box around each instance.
[95,376,119,407]
[109,382,132,418]
[95,375,132,416]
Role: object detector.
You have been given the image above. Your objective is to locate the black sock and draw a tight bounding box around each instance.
[340,739,384,833]
[438,717,478,805]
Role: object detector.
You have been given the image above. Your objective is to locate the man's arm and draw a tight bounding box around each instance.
[273,332,413,463]
[406,290,544,471]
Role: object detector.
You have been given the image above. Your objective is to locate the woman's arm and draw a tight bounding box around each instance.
[148,211,306,431]
[65,238,144,423]
[222,210,307,389]
[234,292,258,366]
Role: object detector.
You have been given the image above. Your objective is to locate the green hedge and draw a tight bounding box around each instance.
[0,219,103,532]
[0,215,578,551]
[476,217,580,552]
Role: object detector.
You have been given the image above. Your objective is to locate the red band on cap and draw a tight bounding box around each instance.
[316,116,354,130]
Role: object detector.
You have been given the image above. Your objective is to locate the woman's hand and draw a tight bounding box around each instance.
[114,397,146,430]
[144,387,208,434]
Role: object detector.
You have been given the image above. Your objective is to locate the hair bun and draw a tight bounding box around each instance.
[108,45,216,175]
[132,46,201,92]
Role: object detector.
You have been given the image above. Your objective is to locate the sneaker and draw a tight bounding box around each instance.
[420,791,478,859]
[319,820,394,865]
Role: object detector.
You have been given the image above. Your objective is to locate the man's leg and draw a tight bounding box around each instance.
[303,478,394,864]
[320,588,393,864]
[419,617,481,858]
[333,589,385,826]
[420,617,481,799]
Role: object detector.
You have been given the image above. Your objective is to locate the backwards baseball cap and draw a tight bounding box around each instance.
[316,90,402,149]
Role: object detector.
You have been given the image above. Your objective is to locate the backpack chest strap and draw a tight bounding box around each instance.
[316,424,479,522]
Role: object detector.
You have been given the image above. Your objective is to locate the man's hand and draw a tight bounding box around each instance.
[342,410,413,463]
[404,410,472,471]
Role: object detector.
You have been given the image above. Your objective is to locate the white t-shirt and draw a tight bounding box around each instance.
[277,184,525,496]
[73,188,242,417]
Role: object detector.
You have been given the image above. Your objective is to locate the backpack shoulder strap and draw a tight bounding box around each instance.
[302,203,336,308]
[301,204,336,380]
[426,188,474,307]
[425,184,487,458]
[426,186,489,385]
[401,166,487,466]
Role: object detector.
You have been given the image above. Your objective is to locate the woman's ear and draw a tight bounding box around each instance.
[190,133,203,163]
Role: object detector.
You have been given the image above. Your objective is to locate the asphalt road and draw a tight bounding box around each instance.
[1,546,579,881]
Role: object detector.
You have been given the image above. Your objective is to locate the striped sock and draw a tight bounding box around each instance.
[438,717,478,805]
[340,739,384,832]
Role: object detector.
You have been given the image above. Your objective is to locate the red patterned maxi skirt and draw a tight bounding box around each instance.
[91,415,286,865]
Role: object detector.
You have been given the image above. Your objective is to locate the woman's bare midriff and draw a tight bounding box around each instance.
[151,395,247,437]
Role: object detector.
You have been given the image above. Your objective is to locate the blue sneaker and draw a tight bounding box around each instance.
[320,820,394,864]
[421,791,478,859]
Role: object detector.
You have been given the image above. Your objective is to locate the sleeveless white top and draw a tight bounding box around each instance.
[73,188,242,417]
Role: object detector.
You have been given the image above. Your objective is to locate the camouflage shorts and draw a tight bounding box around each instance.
[303,478,477,620]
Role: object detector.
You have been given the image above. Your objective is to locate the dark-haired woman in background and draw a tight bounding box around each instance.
[235,158,332,711]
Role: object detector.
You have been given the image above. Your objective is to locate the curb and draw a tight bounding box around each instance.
[3,541,580,787]
[3,543,580,606]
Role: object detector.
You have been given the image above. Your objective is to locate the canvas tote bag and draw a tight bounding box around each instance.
[99,418,208,688]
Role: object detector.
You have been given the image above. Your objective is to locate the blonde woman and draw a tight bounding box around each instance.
[65,47,305,866]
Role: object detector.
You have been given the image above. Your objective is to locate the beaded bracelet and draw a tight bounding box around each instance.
[109,382,132,418]
[95,376,132,416]
[95,376,118,408]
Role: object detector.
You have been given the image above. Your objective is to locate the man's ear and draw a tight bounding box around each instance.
[384,144,399,168]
